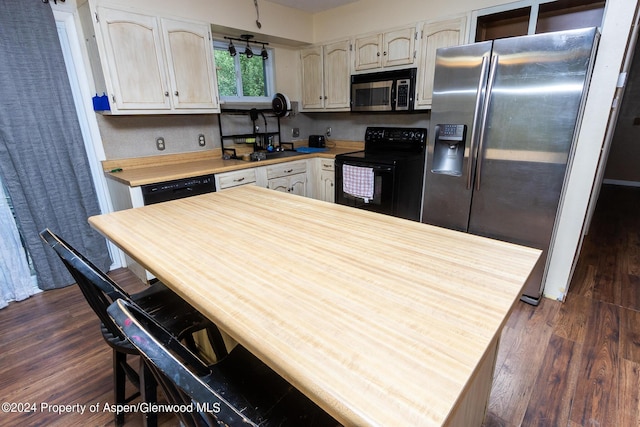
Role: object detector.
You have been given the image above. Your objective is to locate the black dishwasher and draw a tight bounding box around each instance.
[141,174,215,205]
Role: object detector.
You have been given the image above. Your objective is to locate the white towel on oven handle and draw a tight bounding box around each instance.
[342,164,374,202]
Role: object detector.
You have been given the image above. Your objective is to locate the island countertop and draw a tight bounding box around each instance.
[89,186,540,426]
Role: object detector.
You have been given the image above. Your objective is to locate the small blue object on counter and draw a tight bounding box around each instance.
[295,147,328,154]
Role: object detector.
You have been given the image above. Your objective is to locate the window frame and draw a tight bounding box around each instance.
[212,39,276,104]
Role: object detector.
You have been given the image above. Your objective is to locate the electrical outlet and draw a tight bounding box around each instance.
[326,127,332,137]
[292,127,300,138]
[198,134,206,146]
[156,137,165,151]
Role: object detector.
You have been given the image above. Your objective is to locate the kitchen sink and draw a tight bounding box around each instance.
[246,150,307,162]
[263,150,306,160]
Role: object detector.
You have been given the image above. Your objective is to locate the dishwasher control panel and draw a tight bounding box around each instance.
[141,174,215,205]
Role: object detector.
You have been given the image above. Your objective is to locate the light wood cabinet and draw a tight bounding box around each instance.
[300,40,350,111]
[415,16,467,109]
[300,46,324,110]
[353,34,382,71]
[315,159,335,203]
[83,5,219,114]
[354,27,416,71]
[268,174,307,196]
[161,18,219,110]
[215,168,257,190]
[265,160,307,196]
[323,41,351,110]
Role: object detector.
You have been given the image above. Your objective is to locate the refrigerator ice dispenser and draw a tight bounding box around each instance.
[431,124,467,176]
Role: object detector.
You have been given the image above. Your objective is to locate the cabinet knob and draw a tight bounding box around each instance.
[174,91,179,96]
[377,52,380,57]
[383,51,387,56]
[324,96,328,100]
[164,91,169,96]
[319,96,323,100]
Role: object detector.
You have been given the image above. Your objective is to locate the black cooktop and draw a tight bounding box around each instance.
[335,127,427,165]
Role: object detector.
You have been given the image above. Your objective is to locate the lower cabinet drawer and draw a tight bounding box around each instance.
[319,159,334,172]
[266,160,307,179]
[216,169,257,190]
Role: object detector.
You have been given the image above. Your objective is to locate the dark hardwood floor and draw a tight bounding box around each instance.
[484,184,640,427]
[0,269,175,427]
[1,183,639,426]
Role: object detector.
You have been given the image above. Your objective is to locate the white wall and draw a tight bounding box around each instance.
[312,0,513,42]
[78,0,315,43]
[603,36,640,185]
[544,0,639,301]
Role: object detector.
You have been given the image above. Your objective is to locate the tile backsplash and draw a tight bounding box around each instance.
[96,109,431,160]
[96,114,219,159]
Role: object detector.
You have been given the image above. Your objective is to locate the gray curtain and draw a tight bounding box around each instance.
[0,0,111,289]
[0,179,37,308]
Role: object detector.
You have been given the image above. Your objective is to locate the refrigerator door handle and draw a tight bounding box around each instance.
[475,53,499,191]
[467,55,490,190]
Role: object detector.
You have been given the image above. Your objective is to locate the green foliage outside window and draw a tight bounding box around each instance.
[214,49,237,96]
[214,48,268,98]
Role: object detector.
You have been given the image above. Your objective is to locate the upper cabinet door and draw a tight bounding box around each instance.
[383,27,415,67]
[354,27,416,71]
[416,16,467,108]
[300,40,351,112]
[354,34,383,71]
[323,40,351,109]
[161,19,219,110]
[300,46,324,110]
[97,7,171,111]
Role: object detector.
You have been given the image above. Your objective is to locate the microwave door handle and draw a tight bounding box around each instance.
[390,81,396,109]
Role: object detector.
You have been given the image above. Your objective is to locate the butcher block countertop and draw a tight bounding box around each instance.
[101,141,362,187]
[89,186,541,426]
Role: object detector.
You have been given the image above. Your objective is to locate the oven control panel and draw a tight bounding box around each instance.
[364,127,427,153]
[365,127,427,144]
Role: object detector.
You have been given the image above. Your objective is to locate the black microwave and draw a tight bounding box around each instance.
[351,68,416,112]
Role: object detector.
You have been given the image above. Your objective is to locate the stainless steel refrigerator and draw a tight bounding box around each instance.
[421,27,599,305]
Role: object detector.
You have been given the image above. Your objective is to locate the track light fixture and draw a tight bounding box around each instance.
[224,35,269,60]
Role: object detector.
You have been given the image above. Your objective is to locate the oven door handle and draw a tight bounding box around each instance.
[342,163,393,172]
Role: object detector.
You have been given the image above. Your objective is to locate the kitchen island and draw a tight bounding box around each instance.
[89,185,540,426]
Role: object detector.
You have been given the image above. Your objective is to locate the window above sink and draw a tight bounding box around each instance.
[213,39,276,104]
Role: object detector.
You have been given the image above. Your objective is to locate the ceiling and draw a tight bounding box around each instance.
[263,0,358,14]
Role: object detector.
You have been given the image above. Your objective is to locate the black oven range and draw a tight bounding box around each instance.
[335,127,427,221]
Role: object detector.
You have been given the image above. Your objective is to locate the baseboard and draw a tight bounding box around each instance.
[602,179,640,187]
